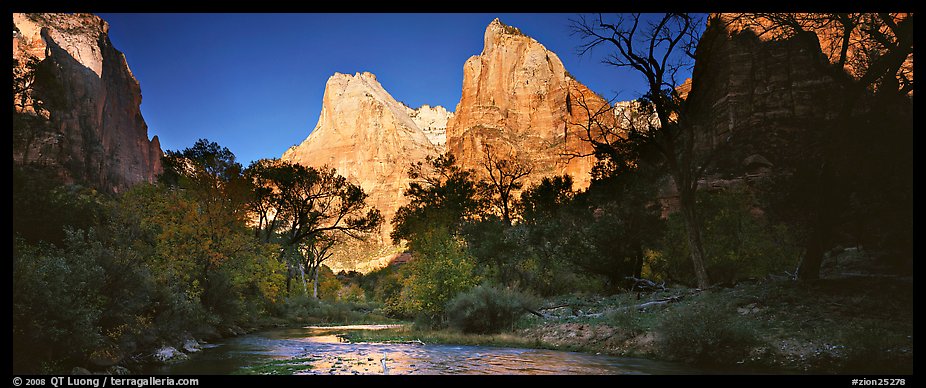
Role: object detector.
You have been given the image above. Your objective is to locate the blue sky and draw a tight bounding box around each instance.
[99,13,698,166]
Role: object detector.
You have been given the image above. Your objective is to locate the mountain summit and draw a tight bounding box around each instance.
[282,72,452,242]
[446,18,609,190]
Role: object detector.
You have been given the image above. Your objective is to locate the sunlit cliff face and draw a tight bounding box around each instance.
[716,13,913,95]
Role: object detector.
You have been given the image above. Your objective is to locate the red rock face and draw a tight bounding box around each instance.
[12,13,162,193]
[445,18,608,191]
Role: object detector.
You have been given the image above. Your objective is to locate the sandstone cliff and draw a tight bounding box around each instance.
[655,14,848,213]
[408,104,452,149]
[281,72,449,242]
[12,13,163,193]
[685,16,844,171]
[445,18,609,190]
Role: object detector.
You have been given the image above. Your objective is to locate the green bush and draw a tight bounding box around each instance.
[337,283,367,303]
[401,229,480,325]
[606,309,652,335]
[445,284,537,334]
[650,189,800,285]
[280,295,382,324]
[13,235,104,372]
[657,303,760,365]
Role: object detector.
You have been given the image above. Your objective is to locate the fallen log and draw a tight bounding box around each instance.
[625,276,667,292]
[537,303,571,311]
[615,288,706,312]
[524,307,545,318]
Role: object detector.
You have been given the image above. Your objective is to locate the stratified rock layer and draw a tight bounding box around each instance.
[13,13,162,193]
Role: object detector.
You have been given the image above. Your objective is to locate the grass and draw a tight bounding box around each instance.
[233,357,317,375]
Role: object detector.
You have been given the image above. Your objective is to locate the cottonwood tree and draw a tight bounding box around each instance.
[391,153,484,245]
[478,146,534,225]
[570,13,716,288]
[160,139,253,288]
[245,159,381,296]
[304,232,339,299]
[719,13,913,279]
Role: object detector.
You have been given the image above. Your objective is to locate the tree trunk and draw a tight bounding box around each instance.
[285,269,292,296]
[679,190,711,289]
[299,264,308,296]
[797,233,825,280]
[797,192,833,280]
[633,243,644,279]
[312,264,320,299]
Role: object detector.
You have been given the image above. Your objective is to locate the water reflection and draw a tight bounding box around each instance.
[150,326,702,375]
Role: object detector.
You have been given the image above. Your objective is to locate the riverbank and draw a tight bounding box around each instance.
[343,276,913,374]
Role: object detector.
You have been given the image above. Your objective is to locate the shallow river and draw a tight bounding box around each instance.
[147,325,707,375]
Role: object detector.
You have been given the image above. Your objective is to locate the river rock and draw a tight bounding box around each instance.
[182,338,201,353]
[71,367,92,375]
[152,346,189,364]
[106,366,131,375]
[224,325,246,337]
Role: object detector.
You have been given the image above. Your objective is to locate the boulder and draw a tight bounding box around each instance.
[70,367,92,375]
[106,366,131,375]
[182,338,201,353]
[152,346,188,364]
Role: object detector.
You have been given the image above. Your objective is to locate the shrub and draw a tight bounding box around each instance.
[337,283,366,303]
[13,235,104,372]
[650,189,800,285]
[401,229,480,325]
[606,309,651,335]
[657,303,760,365]
[445,284,537,334]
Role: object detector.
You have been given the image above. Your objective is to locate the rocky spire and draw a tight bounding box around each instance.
[282,72,452,242]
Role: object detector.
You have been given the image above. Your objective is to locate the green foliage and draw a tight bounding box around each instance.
[160,138,243,186]
[651,189,800,285]
[13,234,104,372]
[464,176,581,295]
[313,265,342,301]
[445,284,537,334]
[361,265,413,319]
[391,153,483,244]
[337,283,367,304]
[244,158,381,297]
[518,175,575,223]
[279,295,383,325]
[12,139,298,373]
[400,230,480,326]
[606,309,651,335]
[657,302,760,365]
[234,357,316,375]
[13,166,107,245]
